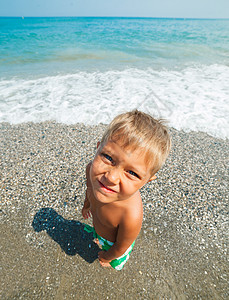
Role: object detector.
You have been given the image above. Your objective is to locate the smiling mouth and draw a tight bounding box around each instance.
[98,180,117,193]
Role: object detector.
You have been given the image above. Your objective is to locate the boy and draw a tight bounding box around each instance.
[82,110,171,270]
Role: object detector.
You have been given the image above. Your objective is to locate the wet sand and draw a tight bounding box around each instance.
[0,122,228,299]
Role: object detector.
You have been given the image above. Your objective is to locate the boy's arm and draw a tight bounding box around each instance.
[98,211,142,262]
[82,162,92,219]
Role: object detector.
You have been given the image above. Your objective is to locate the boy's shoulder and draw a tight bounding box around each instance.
[86,161,92,173]
[86,161,92,185]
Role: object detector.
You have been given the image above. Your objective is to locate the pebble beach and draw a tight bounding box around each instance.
[0,121,228,299]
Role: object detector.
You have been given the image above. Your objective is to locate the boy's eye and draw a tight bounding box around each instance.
[128,170,140,178]
[102,153,113,162]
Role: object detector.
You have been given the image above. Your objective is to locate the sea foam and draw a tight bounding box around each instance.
[0,64,228,139]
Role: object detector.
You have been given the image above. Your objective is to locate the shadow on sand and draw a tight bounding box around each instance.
[32,208,100,263]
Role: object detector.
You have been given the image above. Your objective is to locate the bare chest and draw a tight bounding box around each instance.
[90,201,121,229]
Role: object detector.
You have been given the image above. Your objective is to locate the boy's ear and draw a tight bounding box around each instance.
[97,141,101,149]
[148,174,157,182]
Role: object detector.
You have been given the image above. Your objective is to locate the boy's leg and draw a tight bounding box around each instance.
[93,238,100,246]
[83,224,135,270]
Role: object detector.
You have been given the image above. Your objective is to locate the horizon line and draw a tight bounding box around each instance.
[1,16,229,20]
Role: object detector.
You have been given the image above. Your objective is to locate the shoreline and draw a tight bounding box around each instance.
[1,121,228,299]
[1,120,228,141]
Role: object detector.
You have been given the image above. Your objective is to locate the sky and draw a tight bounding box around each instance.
[0,0,229,19]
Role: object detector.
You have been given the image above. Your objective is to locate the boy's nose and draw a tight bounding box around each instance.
[105,168,120,185]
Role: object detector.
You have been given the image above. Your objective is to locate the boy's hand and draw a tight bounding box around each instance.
[82,207,92,219]
[98,251,112,268]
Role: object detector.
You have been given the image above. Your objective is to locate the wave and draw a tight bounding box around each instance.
[0,64,228,139]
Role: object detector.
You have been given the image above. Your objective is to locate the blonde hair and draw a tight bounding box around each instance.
[100,110,171,175]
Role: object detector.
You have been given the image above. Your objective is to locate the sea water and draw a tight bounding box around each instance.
[0,17,229,138]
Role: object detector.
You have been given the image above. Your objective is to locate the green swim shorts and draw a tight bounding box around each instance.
[83,223,135,271]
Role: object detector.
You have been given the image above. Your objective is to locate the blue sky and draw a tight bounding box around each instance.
[1,0,229,18]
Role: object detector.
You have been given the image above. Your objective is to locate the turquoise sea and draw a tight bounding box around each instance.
[0,17,229,138]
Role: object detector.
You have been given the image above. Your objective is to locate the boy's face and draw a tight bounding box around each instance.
[90,139,156,204]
